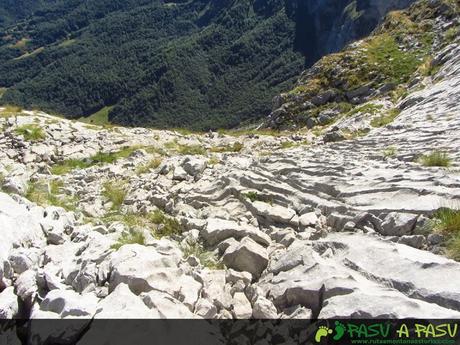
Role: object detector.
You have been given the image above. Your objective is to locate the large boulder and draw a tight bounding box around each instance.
[222,237,269,278]
[246,201,298,227]
[202,218,270,246]
[252,296,278,319]
[141,290,197,318]
[94,284,160,318]
[40,289,99,318]
[0,287,19,319]
[108,242,201,309]
[380,212,418,236]
[182,157,207,178]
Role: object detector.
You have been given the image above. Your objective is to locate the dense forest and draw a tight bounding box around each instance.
[0,0,409,130]
[0,0,306,130]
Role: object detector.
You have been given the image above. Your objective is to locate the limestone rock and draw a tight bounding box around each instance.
[380,212,418,236]
[222,237,269,278]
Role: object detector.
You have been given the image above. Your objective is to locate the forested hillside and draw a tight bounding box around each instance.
[0,0,415,130]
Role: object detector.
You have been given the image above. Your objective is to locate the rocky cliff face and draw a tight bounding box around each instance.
[287,0,417,65]
[269,0,459,129]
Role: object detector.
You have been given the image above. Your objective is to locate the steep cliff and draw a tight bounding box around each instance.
[268,0,459,129]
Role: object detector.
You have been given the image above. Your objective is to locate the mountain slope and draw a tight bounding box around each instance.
[0,0,416,130]
[267,0,459,129]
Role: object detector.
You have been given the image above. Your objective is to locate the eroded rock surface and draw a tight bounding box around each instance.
[0,32,459,331]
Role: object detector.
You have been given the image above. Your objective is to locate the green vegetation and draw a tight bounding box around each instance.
[445,26,459,43]
[243,191,270,203]
[149,210,182,238]
[79,106,112,126]
[207,156,220,166]
[276,0,460,129]
[0,1,306,130]
[419,151,452,167]
[343,128,370,140]
[433,208,460,260]
[136,158,163,175]
[165,141,206,156]
[370,108,401,127]
[101,209,182,240]
[177,144,207,156]
[383,146,398,158]
[210,142,244,153]
[365,34,422,85]
[0,105,22,118]
[102,181,127,211]
[26,180,78,211]
[111,230,146,250]
[51,146,143,175]
[182,241,224,270]
[346,104,383,117]
[15,124,46,141]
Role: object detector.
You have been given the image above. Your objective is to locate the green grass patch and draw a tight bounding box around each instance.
[444,25,459,43]
[149,210,182,238]
[50,159,90,175]
[243,191,273,204]
[383,146,398,158]
[166,140,207,155]
[433,208,460,260]
[370,108,401,127]
[79,106,112,126]
[419,151,452,167]
[366,34,424,85]
[111,230,146,250]
[182,241,224,270]
[51,146,143,175]
[208,156,220,166]
[15,124,46,141]
[102,181,128,211]
[210,142,244,153]
[136,158,163,174]
[343,128,370,139]
[102,209,181,240]
[346,103,384,117]
[26,180,78,211]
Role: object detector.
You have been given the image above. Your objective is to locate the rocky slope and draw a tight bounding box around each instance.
[268,0,459,129]
[0,28,460,342]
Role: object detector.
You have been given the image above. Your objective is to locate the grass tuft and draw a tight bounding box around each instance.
[148,210,182,238]
[420,151,452,167]
[433,208,460,261]
[102,181,127,211]
[136,158,163,174]
[111,230,146,250]
[210,142,244,153]
[182,241,224,270]
[383,146,398,158]
[26,180,78,211]
[370,108,401,127]
[15,124,46,141]
[51,146,143,175]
